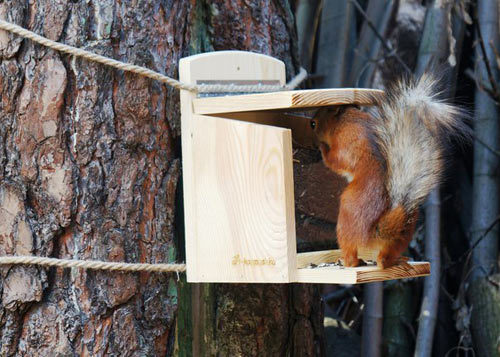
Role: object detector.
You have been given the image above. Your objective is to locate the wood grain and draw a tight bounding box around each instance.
[356,262,430,283]
[295,249,430,284]
[186,115,295,282]
[193,88,385,115]
[294,262,430,284]
[180,51,295,283]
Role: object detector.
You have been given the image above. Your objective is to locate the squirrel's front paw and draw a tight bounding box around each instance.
[342,253,360,267]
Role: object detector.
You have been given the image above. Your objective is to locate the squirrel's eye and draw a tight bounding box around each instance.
[310,120,316,130]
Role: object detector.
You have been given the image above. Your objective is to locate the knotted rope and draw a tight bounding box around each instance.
[0,19,307,93]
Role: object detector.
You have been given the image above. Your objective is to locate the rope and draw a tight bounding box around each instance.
[0,19,307,93]
[0,256,186,273]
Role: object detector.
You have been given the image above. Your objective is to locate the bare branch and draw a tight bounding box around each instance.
[445,215,500,270]
[490,39,500,70]
[464,68,500,104]
[349,0,412,74]
[473,5,500,97]
[473,134,500,157]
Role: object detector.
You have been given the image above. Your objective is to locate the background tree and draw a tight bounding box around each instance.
[467,0,500,356]
[296,0,499,356]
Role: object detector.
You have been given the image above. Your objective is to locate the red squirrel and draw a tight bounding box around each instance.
[310,74,469,268]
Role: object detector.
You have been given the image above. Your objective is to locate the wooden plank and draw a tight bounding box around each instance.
[180,51,290,282]
[295,249,430,284]
[193,88,384,115]
[295,266,358,284]
[356,262,430,283]
[181,51,285,84]
[180,51,427,285]
[294,262,430,284]
[186,115,296,282]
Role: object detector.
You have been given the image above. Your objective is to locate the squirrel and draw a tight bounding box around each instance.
[310,73,469,268]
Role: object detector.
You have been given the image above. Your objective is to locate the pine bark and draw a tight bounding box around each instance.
[0,1,190,355]
[1,1,324,356]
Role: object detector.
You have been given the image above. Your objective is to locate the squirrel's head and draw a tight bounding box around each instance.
[310,105,350,157]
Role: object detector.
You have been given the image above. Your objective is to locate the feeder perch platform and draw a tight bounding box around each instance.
[180,51,430,284]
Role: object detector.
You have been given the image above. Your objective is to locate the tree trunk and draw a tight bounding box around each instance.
[413,1,451,355]
[361,282,383,357]
[184,1,325,356]
[0,1,323,356]
[296,0,322,73]
[314,0,357,88]
[382,282,416,357]
[0,1,187,355]
[468,0,500,355]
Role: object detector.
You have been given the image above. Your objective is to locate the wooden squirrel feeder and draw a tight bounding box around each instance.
[180,51,430,283]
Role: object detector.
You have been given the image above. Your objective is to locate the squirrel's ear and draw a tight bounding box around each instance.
[315,106,346,120]
[314,107,329,120]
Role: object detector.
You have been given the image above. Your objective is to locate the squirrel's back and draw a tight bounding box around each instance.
[371,73,470,212]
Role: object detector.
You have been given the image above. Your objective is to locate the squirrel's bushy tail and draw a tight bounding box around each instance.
[372,73,470,212]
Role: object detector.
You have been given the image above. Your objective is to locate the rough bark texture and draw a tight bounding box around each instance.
[0,1,192,355]
[382,282,416,357]
[187,2,325,356]
[468,274,500,357]
[0,1,325,356]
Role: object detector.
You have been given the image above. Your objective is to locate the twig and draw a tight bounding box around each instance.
[486,276,500,288]
[401,318,416,341]
[322,286,356,302]
[353,50,392,87]
[348,303,364,328]
[464,68,500,104]
[335,298,348,317]
[473,6,500,98]
[473,134,500,157]
[445,215,500,270]
[445,346,476,357]
[490,40,500,70]
[349,0,412,74]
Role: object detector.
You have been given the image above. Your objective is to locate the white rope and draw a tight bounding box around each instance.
[0,256,186,273]
[0,19,307,93]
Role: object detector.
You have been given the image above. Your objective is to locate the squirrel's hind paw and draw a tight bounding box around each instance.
[377,254,409,269]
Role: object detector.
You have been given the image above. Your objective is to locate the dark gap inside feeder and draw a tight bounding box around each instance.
[291,128,346,256]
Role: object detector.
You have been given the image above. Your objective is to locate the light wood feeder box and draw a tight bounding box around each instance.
[180,51,430,284]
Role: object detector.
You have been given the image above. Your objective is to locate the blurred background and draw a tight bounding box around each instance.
[291,0,499,356]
